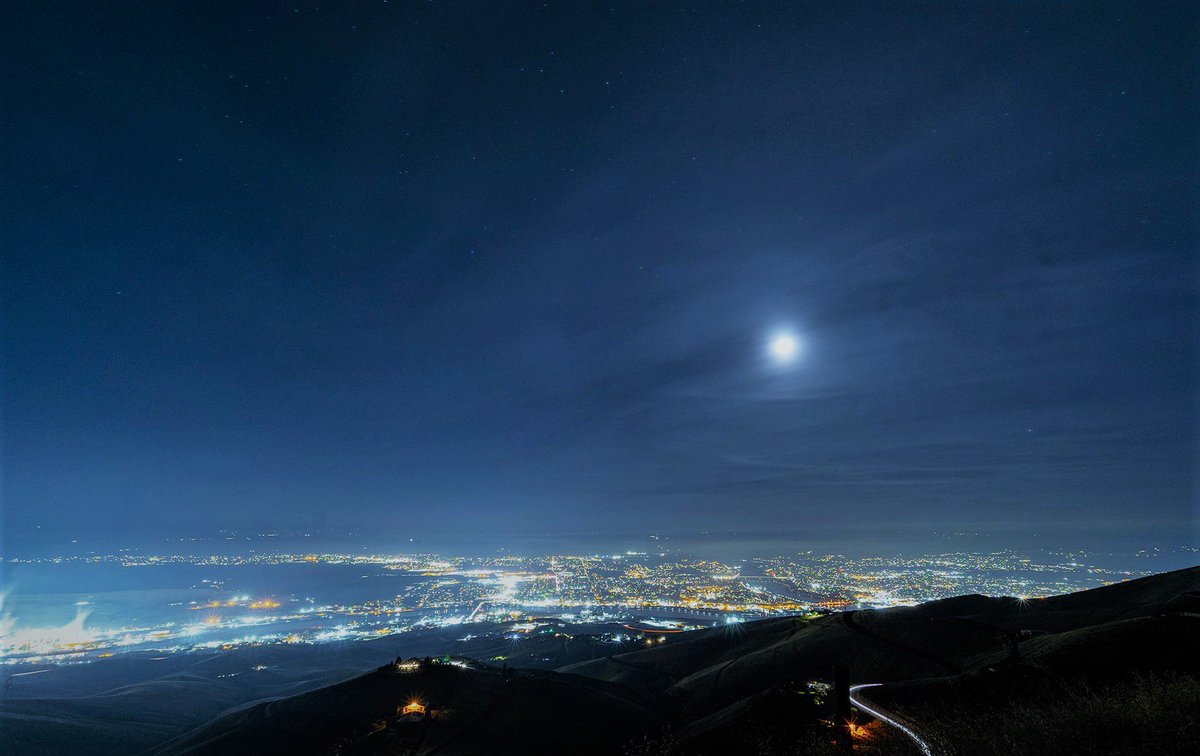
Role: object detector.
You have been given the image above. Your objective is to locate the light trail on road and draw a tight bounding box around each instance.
[849,683,933,756]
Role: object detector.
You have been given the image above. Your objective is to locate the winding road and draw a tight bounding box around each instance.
[848,683,933,756]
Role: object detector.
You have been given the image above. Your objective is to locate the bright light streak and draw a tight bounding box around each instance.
[849,684,933,756]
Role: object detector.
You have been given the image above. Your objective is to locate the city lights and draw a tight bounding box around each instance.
[1,545,1166,665]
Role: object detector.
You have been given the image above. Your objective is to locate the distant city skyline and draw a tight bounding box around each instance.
[5,540,1184,663]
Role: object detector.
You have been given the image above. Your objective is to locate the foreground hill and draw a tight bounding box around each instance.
[149,660,663,756]
[152,565,1199,755]
[0,617,633,756]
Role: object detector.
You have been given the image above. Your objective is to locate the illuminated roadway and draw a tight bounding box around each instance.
[849,683,933,756]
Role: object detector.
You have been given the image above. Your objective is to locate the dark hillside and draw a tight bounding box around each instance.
[150,660,664,756]
[149,566,1200,755]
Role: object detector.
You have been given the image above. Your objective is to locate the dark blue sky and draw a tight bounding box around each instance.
[3,2,1196,552]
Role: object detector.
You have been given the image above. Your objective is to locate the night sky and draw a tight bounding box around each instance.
[3,2,1196,553]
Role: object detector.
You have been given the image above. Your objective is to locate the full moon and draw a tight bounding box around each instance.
[768,332,799,363]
